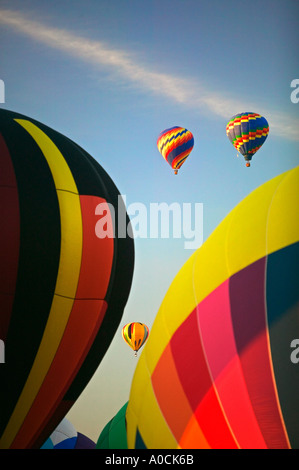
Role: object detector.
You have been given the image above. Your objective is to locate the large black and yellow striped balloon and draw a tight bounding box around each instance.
[0,108,134,448]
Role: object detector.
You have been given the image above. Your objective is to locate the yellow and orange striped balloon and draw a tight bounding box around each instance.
[122,323,149,356]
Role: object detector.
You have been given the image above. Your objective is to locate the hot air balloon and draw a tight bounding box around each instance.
[122,323,149,356]
[41,418,96,449]
[96,402,128,449]
[157,126,194,174]
[41,418,78,449]
[0,108,134,449]
[125,166,299,449]
[226,112,269,167]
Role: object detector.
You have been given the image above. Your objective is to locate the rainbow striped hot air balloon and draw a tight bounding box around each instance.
[0,108,134,449]
[226,112,269,167]
[122,323,149,356]
[157,126,194,174]
[125,166,299,449]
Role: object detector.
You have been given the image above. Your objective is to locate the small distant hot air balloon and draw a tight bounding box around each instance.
[122,323,149,356]
[226,112,269,167]
[157,126,194,174]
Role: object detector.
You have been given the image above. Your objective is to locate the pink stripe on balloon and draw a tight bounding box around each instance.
[196,279,267,448]
[229,257,289,448]
[169,310,238,447]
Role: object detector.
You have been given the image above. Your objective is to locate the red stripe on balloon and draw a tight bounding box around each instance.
[151,343,195,445]
[0,133,20,341]
[197,278,268,448]
[229,257,289,448]
[35,399,74,448]
[170,310,238,448]
[194,382,238,449]
[10,195,114,448]
[76,196,114,299]
[14,299,107,449]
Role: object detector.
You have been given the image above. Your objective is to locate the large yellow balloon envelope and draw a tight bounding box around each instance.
[122,323,149,356]
[126,166,299,449]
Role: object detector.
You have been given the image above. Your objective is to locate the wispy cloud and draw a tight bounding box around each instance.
[0,9,298,141]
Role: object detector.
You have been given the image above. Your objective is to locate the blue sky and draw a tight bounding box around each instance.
[1,0,298,443]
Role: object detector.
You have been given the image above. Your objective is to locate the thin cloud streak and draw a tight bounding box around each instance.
[0,9,298,141]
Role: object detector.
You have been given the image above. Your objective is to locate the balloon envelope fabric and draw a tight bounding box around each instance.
[126,166,299,449]
[0,108,134,449]
[41,418,96,449]
[41,418,78,449]
[96,402,128,449]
